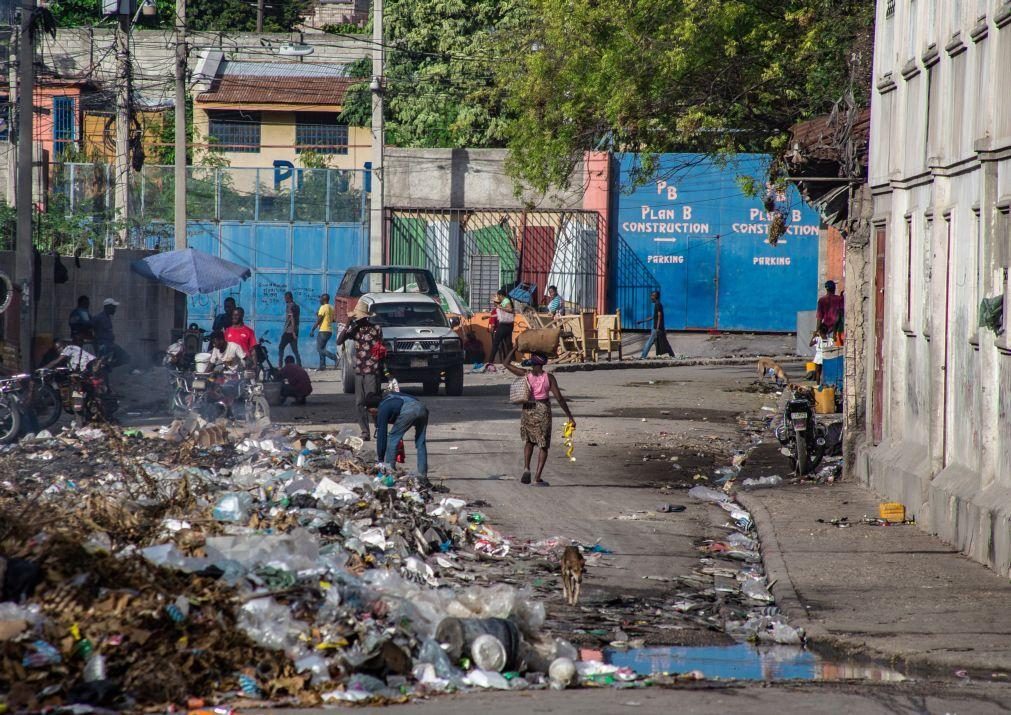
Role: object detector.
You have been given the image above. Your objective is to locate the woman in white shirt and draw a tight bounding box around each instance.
[488,289,516,364]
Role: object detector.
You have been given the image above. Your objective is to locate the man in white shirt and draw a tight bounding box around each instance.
[45,337,97,372]
[208,331,247,372]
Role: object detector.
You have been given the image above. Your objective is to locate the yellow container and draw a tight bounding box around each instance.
[878,502,906,523]
[806,361,817,374]
[813,385,836,414]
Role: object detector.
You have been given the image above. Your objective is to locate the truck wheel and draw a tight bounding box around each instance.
[422,378,440,396]
[445,365,464,396]
[342,349,355,394]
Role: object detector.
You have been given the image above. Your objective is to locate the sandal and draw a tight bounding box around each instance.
[520,470,531,484]
[533,480,550,487]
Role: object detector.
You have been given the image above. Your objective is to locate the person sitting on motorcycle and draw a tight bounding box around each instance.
[44,336,98,373]
[208,331,248,373]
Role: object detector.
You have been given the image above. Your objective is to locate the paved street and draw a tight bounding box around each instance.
[254,362,1011,713]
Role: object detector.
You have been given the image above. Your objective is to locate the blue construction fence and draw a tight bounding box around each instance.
[610,153,822,332]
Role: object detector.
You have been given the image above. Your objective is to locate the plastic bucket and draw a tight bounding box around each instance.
[435,617,520,671]
[194,352,212,374]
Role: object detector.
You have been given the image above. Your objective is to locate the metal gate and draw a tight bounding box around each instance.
[185,220,369,360]
[384,208,606,313]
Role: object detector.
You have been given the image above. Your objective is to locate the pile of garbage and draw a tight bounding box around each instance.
[688,485,804,646]
[0,421,676,710]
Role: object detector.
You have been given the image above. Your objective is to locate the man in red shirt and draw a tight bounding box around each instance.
[816,280,844,337]
[278,356,312,405]
[225,307,258,357]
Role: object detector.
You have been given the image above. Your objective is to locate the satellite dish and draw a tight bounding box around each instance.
[279,43,314,57]
[0,271,12,314]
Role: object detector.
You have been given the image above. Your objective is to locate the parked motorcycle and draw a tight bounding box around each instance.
[775,390,827,477]
[0,376,23,443]
[65,360,119,427]
[29,368,67,430]
[195,367,270,426]
[253,333,280,383]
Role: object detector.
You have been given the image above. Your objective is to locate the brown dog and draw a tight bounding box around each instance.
[561,545,585,606]
[757,357,788,385]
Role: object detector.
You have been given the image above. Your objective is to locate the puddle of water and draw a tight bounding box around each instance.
[603,644,907,682]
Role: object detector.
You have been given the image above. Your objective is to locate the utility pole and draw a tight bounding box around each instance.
[256,0,264,32]
[15,0,33,370]
[6,29,16,207]
[369,0,383,266]
[174,0,186,249]
[114,10,131,241]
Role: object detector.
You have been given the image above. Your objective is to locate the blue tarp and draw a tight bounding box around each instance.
[131,248,252,295]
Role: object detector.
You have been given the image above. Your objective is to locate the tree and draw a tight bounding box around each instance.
[340,0,528,148]
[499,0,875,192]
[188,0,312,32]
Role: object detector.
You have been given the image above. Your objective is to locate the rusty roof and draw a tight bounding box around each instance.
[196,76,355,106]
[790,108,870,165]
[195,60,356,107]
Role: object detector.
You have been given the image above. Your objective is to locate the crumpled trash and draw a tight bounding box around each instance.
[688,485,732,503]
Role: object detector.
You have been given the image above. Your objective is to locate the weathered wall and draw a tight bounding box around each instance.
[843,186,872,474]
[863,0,1011,574]
[384,148,586,210]
[0,249,179,367]
[192,108,372,175]
[47,29,370,104]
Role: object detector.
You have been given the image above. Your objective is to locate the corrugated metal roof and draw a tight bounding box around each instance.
[220,60,350,79]
[195,76,356,106]
[195,59,356,106]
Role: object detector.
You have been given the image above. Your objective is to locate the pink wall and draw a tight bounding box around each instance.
[583,151,611,314]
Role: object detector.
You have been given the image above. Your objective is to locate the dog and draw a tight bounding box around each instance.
[757,357,789,385]
[560,545,585,606]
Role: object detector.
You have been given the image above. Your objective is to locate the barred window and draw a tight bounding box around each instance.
[295,112,348,155]
[208,110,260,153]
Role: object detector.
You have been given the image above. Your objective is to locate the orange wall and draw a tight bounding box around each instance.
[825,225,845,291]
[33,87,83,158]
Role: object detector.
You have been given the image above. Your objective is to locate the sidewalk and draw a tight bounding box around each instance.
[737,459,1011,676]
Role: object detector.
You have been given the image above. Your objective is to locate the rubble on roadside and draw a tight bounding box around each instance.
[0,421,710,711]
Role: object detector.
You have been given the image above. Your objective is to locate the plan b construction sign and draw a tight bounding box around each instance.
[612,153,822,332]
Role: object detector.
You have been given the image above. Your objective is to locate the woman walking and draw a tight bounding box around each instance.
[487,289,516,364]
[501,347,575,486]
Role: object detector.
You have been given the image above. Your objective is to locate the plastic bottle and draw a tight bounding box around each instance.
[396,440,406,464]
[237,673,263,698]
[741,475,784,489]
[212,492,253,522]
[82,653,107,682]
[548,657,576,690]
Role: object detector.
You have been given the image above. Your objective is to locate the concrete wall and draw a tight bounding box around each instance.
[863,0,1011,574]
[47,29,371,104]
[384,148,586,210]
[0,249,179,368]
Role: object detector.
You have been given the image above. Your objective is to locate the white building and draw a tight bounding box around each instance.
[863,0,1011,573]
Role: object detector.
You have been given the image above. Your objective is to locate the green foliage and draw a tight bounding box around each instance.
[48,0,171,28]
[321,22,366,34]
[500,0,875,192]
[188,0,311,31]
[338,58,372,128]
[341,0,528,147]
[151,97,193,166]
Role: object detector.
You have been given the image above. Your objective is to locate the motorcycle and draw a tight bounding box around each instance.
[169,368,193,415]
[65,360,119,427]
[29,368,67,430]
[0,375,23,443]
[775,390,827,477]
[196,367,270,426]
[253,333,280,383]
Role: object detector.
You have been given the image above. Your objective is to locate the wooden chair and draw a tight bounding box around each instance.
[594,310,622,361]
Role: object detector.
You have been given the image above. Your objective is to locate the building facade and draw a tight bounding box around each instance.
[864,0,1011,573]
[192,52,371,182]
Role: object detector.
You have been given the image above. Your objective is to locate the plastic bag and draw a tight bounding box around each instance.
[979,295,1004,334]
[688,485,731,503]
